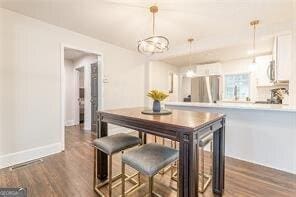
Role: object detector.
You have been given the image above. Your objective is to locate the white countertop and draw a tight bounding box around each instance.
[165,102,296,112]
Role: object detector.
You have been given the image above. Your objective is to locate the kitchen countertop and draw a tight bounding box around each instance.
[165,102,296,112]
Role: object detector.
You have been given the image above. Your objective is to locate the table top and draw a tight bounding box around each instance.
[99,107,225,131]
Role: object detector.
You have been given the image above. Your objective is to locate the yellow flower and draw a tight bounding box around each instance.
[147,90,169,101]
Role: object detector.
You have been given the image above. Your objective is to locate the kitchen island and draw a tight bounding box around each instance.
[165,102,296,174]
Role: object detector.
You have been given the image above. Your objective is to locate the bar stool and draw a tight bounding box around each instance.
[93,133,142,197]
[199,134,213,193]
[169,134,213,193]
[121,143,179,196]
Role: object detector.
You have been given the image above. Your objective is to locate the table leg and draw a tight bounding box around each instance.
[212,118,225,195]
[144,133,147,144]
[138,131,147,144]
[178,133,198,197]
[97,120,108,181]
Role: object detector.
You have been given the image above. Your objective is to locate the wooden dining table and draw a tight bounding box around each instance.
[96,107,226,197]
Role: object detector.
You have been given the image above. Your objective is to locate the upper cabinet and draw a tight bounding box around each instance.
[275,33,292,81]
[195,63,222,76]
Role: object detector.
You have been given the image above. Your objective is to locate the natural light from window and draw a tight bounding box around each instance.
[224,73,250,100]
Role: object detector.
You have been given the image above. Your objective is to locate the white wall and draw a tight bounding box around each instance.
[64,59,75,126]
[146,61,179,107]
[0,8,145,168]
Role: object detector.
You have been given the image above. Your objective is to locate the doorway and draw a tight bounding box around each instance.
[62,45,103,150]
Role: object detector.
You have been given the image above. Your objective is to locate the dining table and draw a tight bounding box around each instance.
[96,107,226,197]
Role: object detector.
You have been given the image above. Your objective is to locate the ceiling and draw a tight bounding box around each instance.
[0,0,293,54]
[163,37,274,66]
[64,48,95,61]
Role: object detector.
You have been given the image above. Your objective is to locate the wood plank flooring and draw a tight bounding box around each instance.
[0,125,295,196]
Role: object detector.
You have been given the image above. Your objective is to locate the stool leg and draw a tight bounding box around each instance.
[159,138,166,174]
[170,140,177,178]
[138,172,141,185]
[210,141,213,175]
[121,161,125,197]
[93,147,97,190]
[170,162,174,178]
[201,146,205,192]
[148,176,153,197]
[108,155,112,197]
[176,162,179,197]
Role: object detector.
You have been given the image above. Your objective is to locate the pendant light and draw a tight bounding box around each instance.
[186,38,195,78]
[249,20,259,71]
[138,6,169,55]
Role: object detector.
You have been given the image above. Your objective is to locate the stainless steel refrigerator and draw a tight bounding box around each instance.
[191,75,221,103]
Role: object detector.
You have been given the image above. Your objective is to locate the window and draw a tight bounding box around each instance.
[224,73,250,100]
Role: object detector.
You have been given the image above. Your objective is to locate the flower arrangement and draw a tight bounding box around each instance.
[273,88,289,104]
[147,90,169,101]
[147,90,169,112]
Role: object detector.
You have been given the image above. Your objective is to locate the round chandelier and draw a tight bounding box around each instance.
[138,6,169,55]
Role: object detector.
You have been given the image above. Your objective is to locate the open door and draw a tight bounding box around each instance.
[91,63,98,131]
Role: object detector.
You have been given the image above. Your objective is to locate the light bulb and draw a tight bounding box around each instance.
[152,37,159,43]
[147,44,155,52]
[249,59,257,72]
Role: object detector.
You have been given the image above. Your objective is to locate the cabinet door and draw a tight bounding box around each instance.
[277,34,292,81]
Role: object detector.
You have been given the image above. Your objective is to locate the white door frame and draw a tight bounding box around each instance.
[74,69,80,125]
[60,44,104,151]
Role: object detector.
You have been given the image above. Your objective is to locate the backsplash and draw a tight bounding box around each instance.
[256,85,289,103]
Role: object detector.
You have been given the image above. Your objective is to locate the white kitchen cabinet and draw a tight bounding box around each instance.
[276,34,292,81]
[195,62,222,76]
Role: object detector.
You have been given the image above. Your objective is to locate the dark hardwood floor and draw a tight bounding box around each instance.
[0,125,295,196]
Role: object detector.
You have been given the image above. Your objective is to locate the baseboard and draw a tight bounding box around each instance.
[83,126,91,131]
[0,143,62,169]
[226,153,296,175]
[65,120,75,126]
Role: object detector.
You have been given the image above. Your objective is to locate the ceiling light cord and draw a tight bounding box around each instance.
[152,11,155,35]
[250,20,259,63]
[150,5,158,36]
[253,23,256,63]
[188,38,194,67]
[189,40,192,67]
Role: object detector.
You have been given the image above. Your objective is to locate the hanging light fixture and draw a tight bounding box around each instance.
[186,38,195,78]
[249,20,259,71]
[138,6,169,55]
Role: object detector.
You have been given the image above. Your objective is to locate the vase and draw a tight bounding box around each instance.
[152,100,161,112]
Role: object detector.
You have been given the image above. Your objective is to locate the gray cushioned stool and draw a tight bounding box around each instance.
[121,143,179,196]
[93,133,141,197]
